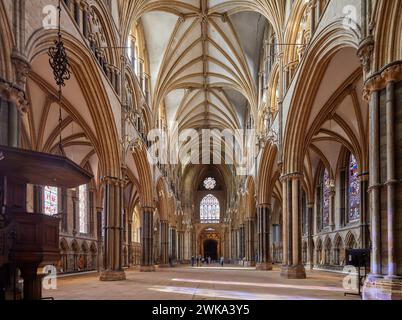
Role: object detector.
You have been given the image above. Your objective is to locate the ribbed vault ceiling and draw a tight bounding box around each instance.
[140,0,267,133]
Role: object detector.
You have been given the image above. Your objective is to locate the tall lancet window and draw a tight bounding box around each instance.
[322,169,330,228]
[44,186,58,216]
[79,184,88,234]
[348,154,360,222]
[200,194,220,224]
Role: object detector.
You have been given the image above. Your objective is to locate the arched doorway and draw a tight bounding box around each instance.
[204,239,218,260]
[198,227,222,260]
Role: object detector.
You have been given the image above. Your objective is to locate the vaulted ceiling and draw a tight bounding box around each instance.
[140,0,268,133]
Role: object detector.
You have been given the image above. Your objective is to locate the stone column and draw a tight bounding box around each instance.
[191,230,196,257]
[239,224,245,260]
[282,179,290,267]
[127,217,132,266]
[309,0,317,35]
[235,228,239,260]
[8,100,19,147]
[0,98,20,148]
[257,72,262,105]
[385,78,397,277]
[307,203,314,269]
[368,88,381,276]
[361,0,367,39]
[159,220,169,267]
[263,41,268,96]
[183,228,190,261]
[140,206,155,272]
[363,64,402,300]
[256,204,273,270]
[74,0,81,27]
[245,218,256,266]
[178,231,184,263]
[171,228,177,261]
[281,174,306,279]
[278,50,284,161]
[100,177,126,281]
[130,36,136,67]
[115,68,121,96]
[230,228,235,261]
[360,174,370,249]
[82,2,89,38]
[96,207,103,272]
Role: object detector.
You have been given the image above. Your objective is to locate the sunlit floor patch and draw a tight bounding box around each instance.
[149,285,324,300]
[189,266,256,271]
[44,266,358,300]
[171,278,344,293]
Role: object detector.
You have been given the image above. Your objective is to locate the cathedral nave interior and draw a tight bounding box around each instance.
[0,0,401,301]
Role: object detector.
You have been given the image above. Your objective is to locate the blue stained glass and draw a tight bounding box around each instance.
[322,169,330,227]
[348,154,360,221]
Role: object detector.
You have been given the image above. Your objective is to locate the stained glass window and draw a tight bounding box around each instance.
[44,186,58,215]
[79,185,88,234]
[322,169,330,227]
[348,154,360,221]
[200,194,220,224]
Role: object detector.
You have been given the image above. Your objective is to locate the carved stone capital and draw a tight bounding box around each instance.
[0,80,29,112]
[363,60,402,100]
[11,50,31,89]
[257,203,271,210]
[381,63,402,84]
[101,176,125,187]
[357,36,374,74]
[280,172,304,182]
[131,137,144,152]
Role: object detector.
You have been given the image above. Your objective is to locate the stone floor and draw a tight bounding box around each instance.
[43,265,360,300]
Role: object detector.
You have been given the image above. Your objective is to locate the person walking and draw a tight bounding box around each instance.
[208,256,211,265]
[191,256,195,267]
[220,256,224,267]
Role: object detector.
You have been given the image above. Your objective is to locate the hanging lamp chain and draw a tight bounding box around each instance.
[48,0,71,153]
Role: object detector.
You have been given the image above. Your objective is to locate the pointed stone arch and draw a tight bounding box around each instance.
[131,142,154,208]
[25,30,122,178]
[0,0,14,81]
[60,238,69,252]
[283,21,360,174]
[156,177,170,221]
[257,142,279,205]
[245,176,256,219]
[345,231,357,249]
[372,0,402,70]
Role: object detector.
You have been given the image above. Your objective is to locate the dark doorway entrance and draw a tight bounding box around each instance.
[203,240,218,260]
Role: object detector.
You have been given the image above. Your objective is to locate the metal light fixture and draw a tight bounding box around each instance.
[48,0,71,89]
[48,0,71,152]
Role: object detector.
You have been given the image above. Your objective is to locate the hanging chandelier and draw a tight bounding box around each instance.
[48,0,71,152]
[48,0,71,89]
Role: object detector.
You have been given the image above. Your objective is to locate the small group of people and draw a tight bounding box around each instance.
[191,255,225,267]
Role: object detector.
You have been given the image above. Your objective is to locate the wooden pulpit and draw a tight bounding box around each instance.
[0,145,92,300]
